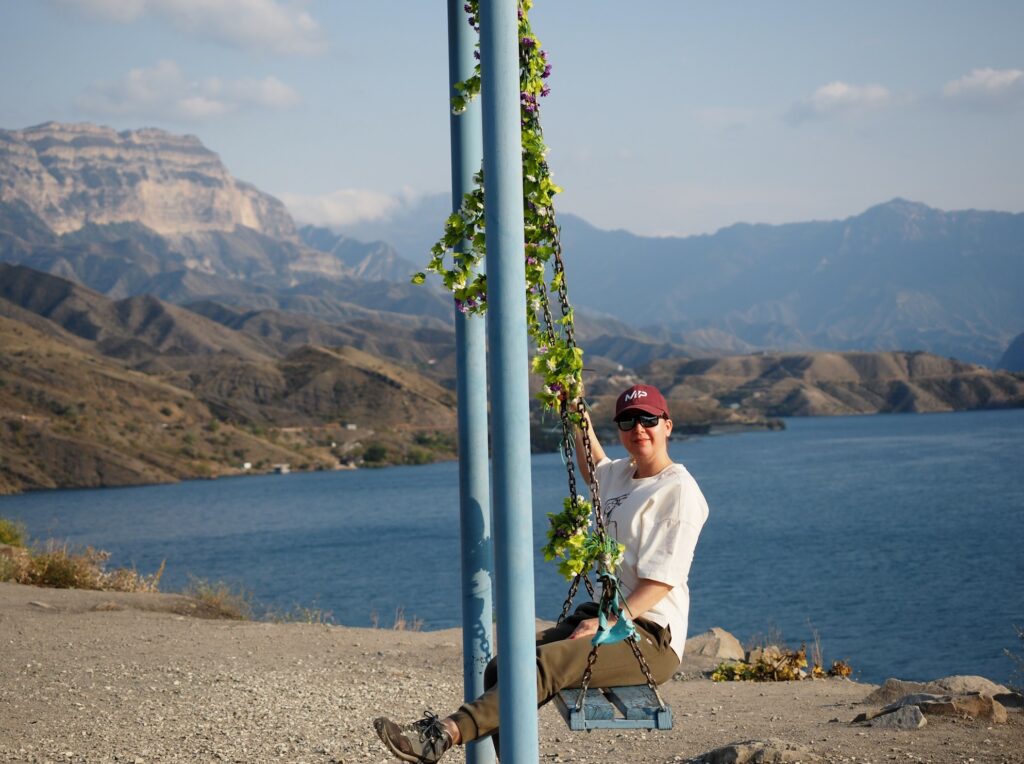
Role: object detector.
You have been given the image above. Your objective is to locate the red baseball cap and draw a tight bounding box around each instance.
[614,384,670,420]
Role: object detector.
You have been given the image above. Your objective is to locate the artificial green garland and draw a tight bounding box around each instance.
[414,0,621,581]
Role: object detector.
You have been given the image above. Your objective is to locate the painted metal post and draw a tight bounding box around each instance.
[446,3,495,764]
[479,0,540,762]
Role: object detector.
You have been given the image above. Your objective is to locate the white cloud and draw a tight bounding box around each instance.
[787,81,892,124]
[51,0,326,56]
[279,189,404,228]
[77,60,301,122]
[942,68,1024,108]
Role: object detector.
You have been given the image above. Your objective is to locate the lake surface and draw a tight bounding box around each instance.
[2,409,1022,686]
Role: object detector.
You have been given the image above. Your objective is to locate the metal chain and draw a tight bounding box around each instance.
[576,644,601,710]
[542,220,662,701]
[628,633,668,709]
[556,573,581,624]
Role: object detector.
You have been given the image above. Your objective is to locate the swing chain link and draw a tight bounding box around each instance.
[628,630,668,709]
[543,221,663,707]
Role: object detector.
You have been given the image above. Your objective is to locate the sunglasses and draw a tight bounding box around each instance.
[616,414,664,431]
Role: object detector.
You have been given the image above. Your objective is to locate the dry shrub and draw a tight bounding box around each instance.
[0,517,27,546]
[392,606,424,632]
[0,552,28,582]
[15,542,164,592]
[266,602,335,625]
[0,516,162,592]
[184,577,253,620]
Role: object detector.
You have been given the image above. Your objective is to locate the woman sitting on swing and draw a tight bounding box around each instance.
[374,383,709,763]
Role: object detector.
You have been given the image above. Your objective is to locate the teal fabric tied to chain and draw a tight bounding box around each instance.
[591,574,637,646]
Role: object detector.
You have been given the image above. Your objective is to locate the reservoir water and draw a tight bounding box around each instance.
[2,409,1022,685]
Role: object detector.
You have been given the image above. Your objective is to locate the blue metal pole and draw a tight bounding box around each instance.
[446,3,495,764]
[479,1,539,762]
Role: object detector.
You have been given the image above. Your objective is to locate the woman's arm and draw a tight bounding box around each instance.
[568,578,673,640]
[575,408,607,484]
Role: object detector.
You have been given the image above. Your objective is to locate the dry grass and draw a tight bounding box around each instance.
[368,607,424,631]
[0,516,27,546]
[1,515,418,628]
[0,532,164,593]
[182,576,254,621]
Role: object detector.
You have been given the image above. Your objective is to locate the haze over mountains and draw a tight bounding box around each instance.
[0,121,1022,492]
[341,195,1024,368]
[3,121,1023,367]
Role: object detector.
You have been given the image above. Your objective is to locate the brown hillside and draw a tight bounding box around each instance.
[0,263,276,367]
[0,315,303,493]
[644,351,1024,416]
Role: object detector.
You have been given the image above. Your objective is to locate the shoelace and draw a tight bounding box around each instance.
[412,711,448,747]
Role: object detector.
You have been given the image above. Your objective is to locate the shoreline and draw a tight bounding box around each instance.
[7,407,1024,496]
[1,582,1020,764]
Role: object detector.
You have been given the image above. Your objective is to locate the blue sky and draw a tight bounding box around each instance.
[2,0,1022,237]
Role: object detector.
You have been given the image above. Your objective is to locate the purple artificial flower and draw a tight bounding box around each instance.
[541,85,551,97]
[464,3,472,13]
[455,298,469,314]
[542,63,552,79]
[538,345,549,355]
[474,50,480,60]
[550,382,564,393]
[526,256,538,265]
[521,36,535,48]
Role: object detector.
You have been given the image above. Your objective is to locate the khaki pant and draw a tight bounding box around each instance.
[450,602,680,746]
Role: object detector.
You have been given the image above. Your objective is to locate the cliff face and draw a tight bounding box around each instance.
[0,122,296,239]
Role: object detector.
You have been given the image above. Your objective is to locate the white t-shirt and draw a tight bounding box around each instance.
[593,457,709,660]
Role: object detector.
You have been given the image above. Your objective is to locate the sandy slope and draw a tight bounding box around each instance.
[0,583,1020,764]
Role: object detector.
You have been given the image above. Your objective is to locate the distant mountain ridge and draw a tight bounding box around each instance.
[1,121,1021,371]
[340,194,1024,367]
[557,198,1024,369]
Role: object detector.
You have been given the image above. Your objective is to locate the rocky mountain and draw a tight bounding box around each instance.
[298,225,419,282]
[566,200,1024,367]
[0,122,452,328]
[997,332,1024,372]
[342,195,1024,368]
[0,122,296,238]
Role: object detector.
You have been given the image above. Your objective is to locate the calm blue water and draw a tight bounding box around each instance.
[2,410,1022,686]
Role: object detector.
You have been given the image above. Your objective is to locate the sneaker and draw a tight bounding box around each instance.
[373,711,453,764]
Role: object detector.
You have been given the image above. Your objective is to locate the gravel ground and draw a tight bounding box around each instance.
[1,582,1021,763]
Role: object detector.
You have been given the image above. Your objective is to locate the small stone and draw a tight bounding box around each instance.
[869,705,927,730]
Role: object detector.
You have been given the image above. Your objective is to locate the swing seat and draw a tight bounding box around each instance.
[554,685,673,730]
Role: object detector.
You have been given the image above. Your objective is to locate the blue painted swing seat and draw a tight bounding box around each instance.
[554,684,673,731]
